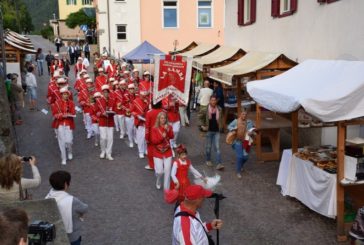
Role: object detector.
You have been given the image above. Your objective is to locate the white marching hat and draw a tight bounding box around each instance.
[139,90,149,96]
[109,77,115,82]
[85,78,93,83]
[98,68,104,72]
[53,71,60,78]
[121,62,127,67]
[78,57,83,61]
[124,70,130,74]
[80,69,87,74]
[112,81,119,86]
[102,53,108,57]
[143,71,150,76]
[119,79,126,85]
[93,92,102,97]
[84,74,90,78]
[133,68,139,73]
[54,53,59,57]
[101,84,110,91]
[128,84,135,89]
[57,77,67,84]
[59,86,69,94]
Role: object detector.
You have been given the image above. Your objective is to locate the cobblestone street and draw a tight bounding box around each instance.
[15,36,344,245]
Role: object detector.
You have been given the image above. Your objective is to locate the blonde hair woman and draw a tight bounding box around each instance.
[0,154,41,202]
[150,112,174,190]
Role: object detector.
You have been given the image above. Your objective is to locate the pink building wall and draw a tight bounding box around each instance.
[141,0,224,53]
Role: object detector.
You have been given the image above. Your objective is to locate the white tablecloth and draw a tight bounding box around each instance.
[277,149,337,218]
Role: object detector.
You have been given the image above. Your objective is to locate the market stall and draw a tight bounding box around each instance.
[247,59,364,241]
[178,43,219,58]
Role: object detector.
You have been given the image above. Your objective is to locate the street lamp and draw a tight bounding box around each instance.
[0,6,6,79]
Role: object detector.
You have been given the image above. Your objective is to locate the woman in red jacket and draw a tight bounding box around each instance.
[151,112,174,190]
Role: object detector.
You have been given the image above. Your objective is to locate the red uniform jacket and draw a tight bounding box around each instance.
[74,63,86,75]
[78,88,96,114]
[113,89,125,115]
[132,97,149,127]
[106,64,117,78]
[74,78,87,92]
[145,108,164,142]
[123,91,136,117]
[139,80,152,93]
[50,62,64,75]
[47,82,58,104]
[150,125,174,158]
[95,75,108,92]
[95,96,115,127]
[51,99,76,130]
[162,97,180,123]
[90,102,99,124]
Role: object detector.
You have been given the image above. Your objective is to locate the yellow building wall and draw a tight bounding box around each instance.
[58,0,94,20]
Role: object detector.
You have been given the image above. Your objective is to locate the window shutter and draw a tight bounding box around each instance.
[271,0,280,17]
[250,0,257,23]
[290,0,298,13]
[238,0,244,25]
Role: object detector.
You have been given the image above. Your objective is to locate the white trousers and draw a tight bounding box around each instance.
[99,127,114,155]
[84,113,93,135]
[136,126,146,154]
[179,106,189,126]
[154,157,172,190]
[92,123,100,144]
[57,125,73,162]
[115,114,126,136]
[125,116,135,144]
[170,121,181,147]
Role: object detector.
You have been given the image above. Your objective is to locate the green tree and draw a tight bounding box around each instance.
[0,0,34,33]
[65,8,95,29]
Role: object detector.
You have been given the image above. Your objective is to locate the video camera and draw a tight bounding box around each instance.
[28,221,56,245]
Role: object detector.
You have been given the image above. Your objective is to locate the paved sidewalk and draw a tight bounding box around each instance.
[14,36,345,245]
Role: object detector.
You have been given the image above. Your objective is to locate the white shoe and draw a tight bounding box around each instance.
[120,134,125,139]
[61,160,66,165]
[144,165,153,171]
[68,153,73,160]
[129,142,134,148]
[106,155,114,161]
[139,153,145,159]
[87,133,92,139]
[100,151,106,159]
[115,128,119,132]
[156,178,161,190]
[94,142,98,146]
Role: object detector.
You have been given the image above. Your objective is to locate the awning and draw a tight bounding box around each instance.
[123,40,164,64]
[208,52,283,85]
[3,29,36,53]
[170,41,198,54]
[192,46,246,71]
[179,43,219,58]
[247,59,364,122]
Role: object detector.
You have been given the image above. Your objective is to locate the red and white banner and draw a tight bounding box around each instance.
[153,55,193,105]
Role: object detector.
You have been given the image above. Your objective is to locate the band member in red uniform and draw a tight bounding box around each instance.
[47,71,61,104]
[170,145,205,202]
[145,101,164,170]
[151,111,174,190]
[124,83,136,148]
[132,90,149,159]
[95,85,115,160]
[74,57,86,78]
[113,80,125,138]
[163,95,181,149]
[131,68,140,85]
[48,77,69,105]
[51,87,76,165]
[91,92,102,147]
[106,59,117,78]
[74,70,87,92]
[78,78,96,139]
[95,68,108,92]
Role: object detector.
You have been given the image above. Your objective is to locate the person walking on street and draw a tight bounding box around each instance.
[45,51,55,76]
[204,96,224,170]
[46,171,88,245]
[25,66,37,110]
[68,42,76,65]
[151,112,174,190]
[35,48,45,76]
[213,81,225,111]
[61,55,71,77]
[228,110,256,179]
[172,185,223,245]
[83,42,91,61]
[54,36,62,53]
[9,74,24,125]
[198,80,213,131]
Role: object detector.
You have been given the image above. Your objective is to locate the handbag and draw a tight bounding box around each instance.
[225,130,237,145]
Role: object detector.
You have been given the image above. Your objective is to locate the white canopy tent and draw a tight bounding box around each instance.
[179,43,219,58]
[247,59,364,122]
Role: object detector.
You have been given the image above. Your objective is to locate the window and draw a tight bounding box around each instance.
[198,0,212,28]
[271,0,297,18]
[237,0,256,26]
[116,25,127,40]
[82,0,92,5]
[163,0,178,28]
[66,0,77,5]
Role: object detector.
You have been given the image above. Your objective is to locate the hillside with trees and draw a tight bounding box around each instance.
[22,0,58,33]
[0,0,34,33]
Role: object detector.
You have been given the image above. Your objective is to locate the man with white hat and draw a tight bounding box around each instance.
[123,83,137,147]
[132,89,150,158]
[51,87,76,165]
[95,85,115,160]
[78,78,96,139]
[95,68,108,92]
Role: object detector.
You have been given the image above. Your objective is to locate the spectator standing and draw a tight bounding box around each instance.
[213,81,225,110]
[172,185,223,245]
[45,51,55,76]
[75,43,82,61]
[81,52,90,70]
[9,74,24,125]
[68,42,76,65]
[35,48,45,76]
[0,154,41,203]
[54,36,62,53]
[204,96,224,170]
[62,55,71,77]
[46,171,88,245]
[85,29,93,44]
[25,66,38,110]
[83,41,91,61]
[228,110,255,179]
[198,80,213,130]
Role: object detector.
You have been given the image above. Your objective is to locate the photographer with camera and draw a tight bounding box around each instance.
[46,171,88,245]
[0,154,41,203]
